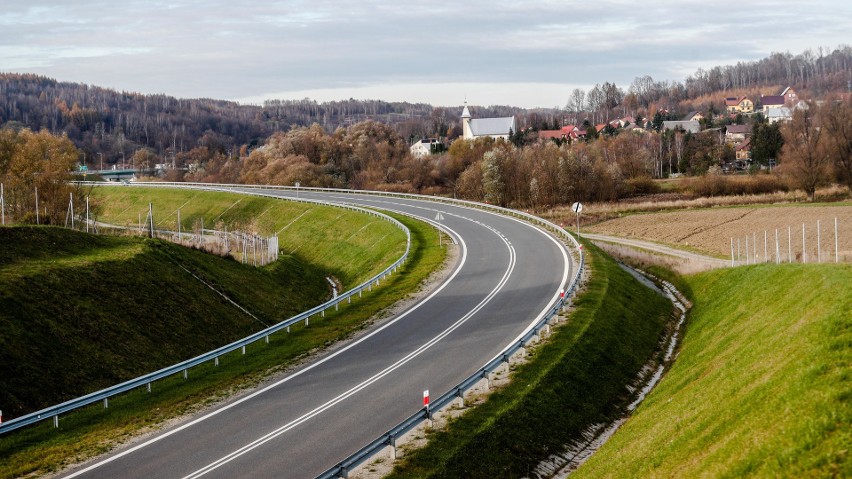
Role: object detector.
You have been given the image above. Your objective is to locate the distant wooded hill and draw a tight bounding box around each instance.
[1,46,849,167]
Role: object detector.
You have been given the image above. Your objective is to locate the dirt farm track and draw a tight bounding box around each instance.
[586,203,852,263]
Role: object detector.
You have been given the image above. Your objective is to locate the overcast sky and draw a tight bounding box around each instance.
[2,1,849,108]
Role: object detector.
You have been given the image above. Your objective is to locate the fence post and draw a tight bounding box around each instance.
[788,226,792,263]
[817,220,821,263]
[35,186,39,225]
[836,217,839,263]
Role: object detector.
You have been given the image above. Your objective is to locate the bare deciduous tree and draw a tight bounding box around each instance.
[780,104,830,201]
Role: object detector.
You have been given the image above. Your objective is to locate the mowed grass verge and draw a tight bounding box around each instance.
[572,263,851,478]
[387,242,673,478]
[0,192,445,478]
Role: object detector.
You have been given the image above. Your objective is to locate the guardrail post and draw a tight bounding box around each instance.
[54,415,59,428]
[265,335,269,344]
[147,382,151,393]
[335,302,338,311]
[103,398,109,409]
[456,388,465,408]
[305,317,310,326]
[322,309,325,318]
[183,369,188,379]
[214,357,219,366]
[287,325,291,333]
[241,345,246,355]
[389,434,397,460]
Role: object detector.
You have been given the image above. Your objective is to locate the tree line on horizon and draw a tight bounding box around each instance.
[1,46,850,216]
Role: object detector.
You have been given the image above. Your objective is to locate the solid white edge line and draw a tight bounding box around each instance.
[63,213,468,479]
[183,232,515,479]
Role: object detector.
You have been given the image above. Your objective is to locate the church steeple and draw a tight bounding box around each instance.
[461,101,472,139]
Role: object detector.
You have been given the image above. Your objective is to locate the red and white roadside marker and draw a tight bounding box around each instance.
[423,389,429,408]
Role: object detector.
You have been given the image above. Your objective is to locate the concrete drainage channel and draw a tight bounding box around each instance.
[533,265,691,478]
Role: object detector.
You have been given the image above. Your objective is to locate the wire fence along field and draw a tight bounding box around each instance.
[585,204,850,265]
[731,218,843,266]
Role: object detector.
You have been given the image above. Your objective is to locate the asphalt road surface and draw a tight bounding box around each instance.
[61,188,574,479]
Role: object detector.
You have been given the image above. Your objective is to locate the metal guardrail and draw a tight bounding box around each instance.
[315,224,584,479]
[0,184,411,435]
[2,180,584,477]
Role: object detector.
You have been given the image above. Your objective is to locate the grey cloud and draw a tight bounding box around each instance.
[4,0,851,105]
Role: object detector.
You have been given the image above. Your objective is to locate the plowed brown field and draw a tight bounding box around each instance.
[586,204,852,263]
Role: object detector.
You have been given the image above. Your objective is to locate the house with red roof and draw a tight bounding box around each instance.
[726,96,754,114]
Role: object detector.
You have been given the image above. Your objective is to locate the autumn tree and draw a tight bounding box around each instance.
[481,150,505,206]
[0,128,79,224]
[780,105,829,201]
[820,97,852,192]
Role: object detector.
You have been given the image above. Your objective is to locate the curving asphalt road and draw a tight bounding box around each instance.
[61,188,574,479]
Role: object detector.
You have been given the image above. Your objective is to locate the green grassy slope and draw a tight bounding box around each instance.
[90,186,404,287]
[0,211,443,479]
[0,226,328,417]
[388,242,674,478]
[573,263,851,478]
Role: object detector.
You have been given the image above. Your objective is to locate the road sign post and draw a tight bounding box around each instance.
[571,202,583,239]
[434,212,444,245]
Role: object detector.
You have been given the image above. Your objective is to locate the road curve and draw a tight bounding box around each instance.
[61,188,574,479]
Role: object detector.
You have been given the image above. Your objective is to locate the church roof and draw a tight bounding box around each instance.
[469,117,515,137]
[461,105,471,118]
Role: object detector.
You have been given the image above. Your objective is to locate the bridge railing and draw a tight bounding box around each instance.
[0,184,411,435]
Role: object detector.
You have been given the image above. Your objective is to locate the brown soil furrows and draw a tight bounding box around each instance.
[674,208,756,243]
[587,205,852,262]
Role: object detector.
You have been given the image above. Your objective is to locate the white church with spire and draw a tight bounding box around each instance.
[461,103,516,141]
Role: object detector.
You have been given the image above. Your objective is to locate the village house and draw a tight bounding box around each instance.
[725,124,751,143]
[781,86,799,104]
[409,138,441,158]
[766,107,793,124]
[760,95,785,112]
[537,130,567,142]
[736,138,751,160]
[560,125,586,141]
[726,96,754,114]
[683,111,704,122]
[462,104,516,141]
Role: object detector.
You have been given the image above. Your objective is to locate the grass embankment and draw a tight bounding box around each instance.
[388,242,673,478]
[0,227,326,417]
[0,191,445,478]
[90,185,404,288]
[573,263,851,478]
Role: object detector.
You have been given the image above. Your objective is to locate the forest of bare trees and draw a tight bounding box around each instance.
[1,46,850,212]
